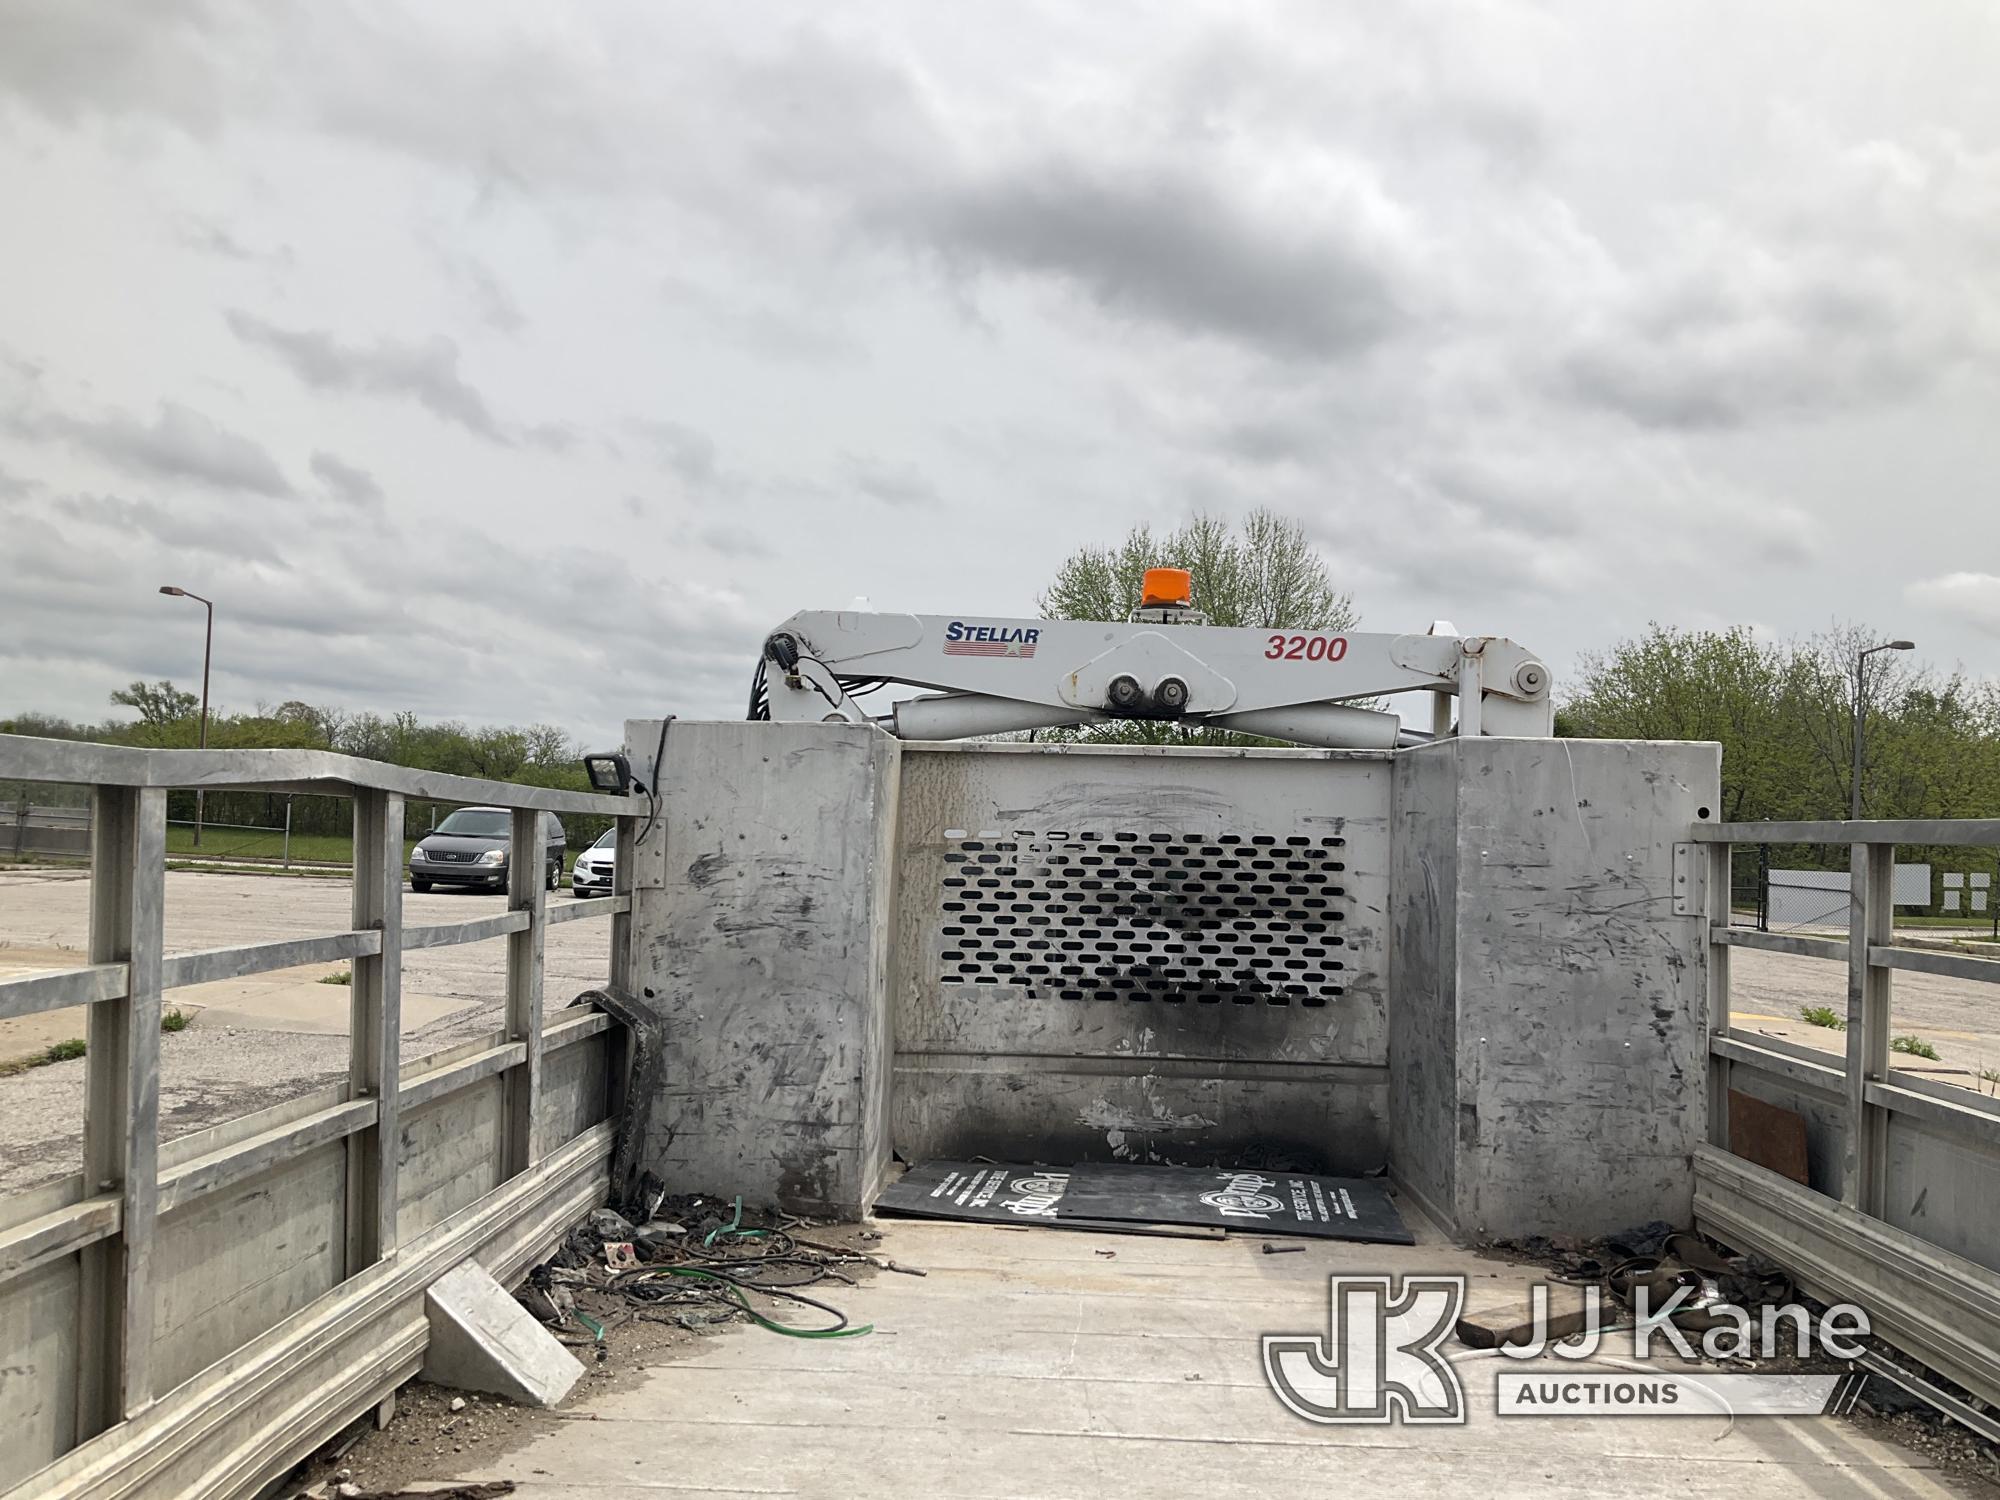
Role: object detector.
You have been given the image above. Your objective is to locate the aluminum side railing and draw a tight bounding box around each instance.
[1692,818,2000,1411]
[0,734,644,1498]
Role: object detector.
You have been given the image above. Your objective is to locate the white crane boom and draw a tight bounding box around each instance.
[752,603,1552,748]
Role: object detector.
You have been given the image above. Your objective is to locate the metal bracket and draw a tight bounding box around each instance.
[1673,842,1704,917]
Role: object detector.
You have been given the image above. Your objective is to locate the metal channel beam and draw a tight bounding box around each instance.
[502,809,546,1177]
[402,912,530,951]
[345,791,404,1273]
[157,1101,377,1218]
[0,733,639,819]
[0,1196,121,1284]
[1844,842,1894,1215]
[77,785,166,1434]
[0,964,130,1020]
[395,1041,527,1113]
[22,1123,613,1500]
[161,933,383,989]
[1711,1033,1845,1094]
[1695,818,2000,845]
[1695,1145,2000,1411]
[1869,944,2000,985]
[1712,927,1848,962]
[544,897,627,927]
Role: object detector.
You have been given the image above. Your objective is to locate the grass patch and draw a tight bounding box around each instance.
[164,860,349,880]
[1799,1004,1846,1031]
[1982,1068,2000,1098]
[0,1038,87,1075]
[161,1008,191,1032]
[318,968,352,986]
[164,825,368,865]
[1891,1034,1941,1061]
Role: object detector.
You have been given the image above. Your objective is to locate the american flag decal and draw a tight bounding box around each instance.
[944,639,1037,658]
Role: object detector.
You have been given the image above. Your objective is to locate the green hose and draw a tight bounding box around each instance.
[703,1195,746,1248]
[655,1266,873,1339]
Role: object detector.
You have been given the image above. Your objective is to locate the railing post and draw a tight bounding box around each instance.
[610,815,637,997]
[345,790,404,1272]
[503,809,547,1176]
[1706,841,1734,1149]
[1843,838,1894,1214]
[604,814,640,1122]
[76,783,165,1434]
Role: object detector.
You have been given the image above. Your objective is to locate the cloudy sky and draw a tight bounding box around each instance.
[2,1,1997,746]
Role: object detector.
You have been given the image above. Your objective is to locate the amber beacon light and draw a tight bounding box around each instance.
[1139,567,1193,610]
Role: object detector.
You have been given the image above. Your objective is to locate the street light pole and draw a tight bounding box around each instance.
[1851,639,1915,821]
[158,586,215,848]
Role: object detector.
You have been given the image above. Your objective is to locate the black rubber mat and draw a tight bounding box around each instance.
[877,1160,1412,1244]
[874,1162,1079,1225]
[1059,1162,1413,1243]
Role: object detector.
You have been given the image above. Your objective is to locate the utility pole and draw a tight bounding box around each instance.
[159,586,215,847]
[1851,639,1915,821]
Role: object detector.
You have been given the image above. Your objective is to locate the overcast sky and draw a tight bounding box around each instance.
[2,1,1997,747]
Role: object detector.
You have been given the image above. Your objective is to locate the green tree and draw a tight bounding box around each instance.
[1040,508,1354,631]
[1037,509,1356,744]
[1562,623,2000,882]
[1562,626,1810,823]
[109,679,197,726]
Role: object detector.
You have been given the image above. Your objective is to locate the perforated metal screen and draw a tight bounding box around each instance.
[937,829,1347,1007]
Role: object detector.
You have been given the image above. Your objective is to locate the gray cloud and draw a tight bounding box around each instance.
[309,450,384,507]
[38,400,293,496]
[1909,573,2000,639]
[174,215,295,268]
[636,420,728,495]
[693,522,773,559]
[0,461,41,500]
[842,452,940,509]
[1554,136,2000,429]
[226,310,507,440]
[0,0,229,131]
[55,491,285,565]
[3,1,1997,731]
[879,159,1410,359]
[453,255,526,335]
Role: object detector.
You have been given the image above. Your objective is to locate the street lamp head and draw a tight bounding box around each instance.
[158,585,185,596]
[1888,640,1916,651]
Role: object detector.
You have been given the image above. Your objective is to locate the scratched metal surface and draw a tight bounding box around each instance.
[891,744,1393,1173]
[1424,736,1719,1241]
[627,720,903,1218]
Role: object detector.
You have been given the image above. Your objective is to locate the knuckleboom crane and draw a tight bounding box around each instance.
[749,569,1552,748]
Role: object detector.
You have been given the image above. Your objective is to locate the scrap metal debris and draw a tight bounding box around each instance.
[299,1482,514,1499]
[1469,1225,1794,1347]
[520,1178,885,1343]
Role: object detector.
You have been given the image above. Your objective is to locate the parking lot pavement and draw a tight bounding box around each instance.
[1726,945,2000,1090]
[0,865,616,1193]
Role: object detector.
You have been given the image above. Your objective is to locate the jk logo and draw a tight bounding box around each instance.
[1262,1275,1467,1424]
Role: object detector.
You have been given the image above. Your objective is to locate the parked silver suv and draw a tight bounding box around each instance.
[410,807,565,893]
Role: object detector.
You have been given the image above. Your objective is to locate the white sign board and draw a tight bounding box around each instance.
[1769,864,1933,927]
